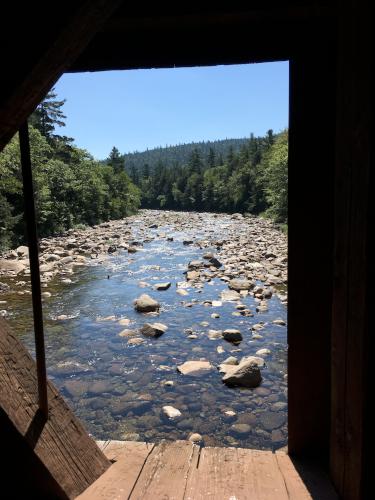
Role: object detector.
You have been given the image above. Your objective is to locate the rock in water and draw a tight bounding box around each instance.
[223,329,243,342]
[154,282,171,290]
[222,358,262,388]
[140,323,168,337]
[228,279,255,291]
[162,406,181,419]
[134,294,160,312]
[209,257,222,268]
[177,360,213,376]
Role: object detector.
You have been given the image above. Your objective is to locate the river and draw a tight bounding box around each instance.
[0,210,287,449]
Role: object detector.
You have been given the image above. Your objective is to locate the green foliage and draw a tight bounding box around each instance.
[261,130,288,223]
[0,94,140,251]
[128,129,288,224]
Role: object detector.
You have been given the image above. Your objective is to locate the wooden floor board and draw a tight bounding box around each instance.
[76,440,338,500]
[76,441,154,499]
[129,440,199,500]
[185,447,290,500]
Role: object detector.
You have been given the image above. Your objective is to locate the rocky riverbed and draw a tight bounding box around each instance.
[0,210,287,449]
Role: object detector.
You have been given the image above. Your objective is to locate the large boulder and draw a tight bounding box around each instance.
[222,358,262,388]
[228,279,255,291]
[134,294,160,312]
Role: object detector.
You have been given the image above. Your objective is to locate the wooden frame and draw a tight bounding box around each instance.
[0,2,371,498]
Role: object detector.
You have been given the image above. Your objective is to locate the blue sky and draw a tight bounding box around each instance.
[55,62,288,160]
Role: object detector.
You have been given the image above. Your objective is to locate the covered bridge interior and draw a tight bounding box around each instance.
[0,1,371,498]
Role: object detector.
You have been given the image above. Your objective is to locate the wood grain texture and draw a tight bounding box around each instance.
[77,441,154,499]
[0,318,110,498]
[186,447,289,500]
[78,440,339,499]
[129,440,199,500]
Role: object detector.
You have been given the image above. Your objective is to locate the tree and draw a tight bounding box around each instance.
[107,146,124,174]
[30,88,67,140]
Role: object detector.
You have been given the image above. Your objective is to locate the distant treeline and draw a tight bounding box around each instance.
[0,90,140,251]
[106,129,288,223]
[122,138,250,172]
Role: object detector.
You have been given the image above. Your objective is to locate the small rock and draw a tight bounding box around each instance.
[177,360,213,376]
[127,337,145,346]
[162,406,181,419]
[134,294,160,313]
[230,423,252,436]
[256,348,271,356]
[273,319,286,326]
[208,329,223,340]
[228,279,255,291]
[140,323,168,338]
[222,358,262,388]
[223,329,243,342]
[189,433,203,443]
[154,282,171,291]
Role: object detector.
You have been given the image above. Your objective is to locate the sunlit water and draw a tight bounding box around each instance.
[2,220,287,449]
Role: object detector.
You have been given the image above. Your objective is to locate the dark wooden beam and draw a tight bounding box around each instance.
[330,1,371,498]
[0,318,110,498]
[19,122,48,417]
[0,0,123,152]
[288,41,337,459]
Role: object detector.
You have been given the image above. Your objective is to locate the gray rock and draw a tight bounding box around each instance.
[223,329,243,342]
[140,322,168,337]
[222,358,262,388]
[0,259,25,274]
[162,405,181,418]
[16,245,29,257]
[228,279,255,291]
[154,282,171,290]
[0,282,10,293]
[230,423,252,436]
[259,411,286,431]
[134,294,160,312]
[177,360,213,376]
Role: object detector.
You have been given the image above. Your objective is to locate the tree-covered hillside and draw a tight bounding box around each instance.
[121,138,250,174]
[105,129,288,224]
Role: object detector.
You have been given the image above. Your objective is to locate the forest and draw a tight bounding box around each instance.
[0,90,287,252]
[120,129,287,221]
[0,90,140,251]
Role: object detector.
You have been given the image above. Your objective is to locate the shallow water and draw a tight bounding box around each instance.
[2,217,287,449]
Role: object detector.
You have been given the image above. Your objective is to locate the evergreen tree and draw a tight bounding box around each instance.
[107,146,124,174]
[30,88,67,140]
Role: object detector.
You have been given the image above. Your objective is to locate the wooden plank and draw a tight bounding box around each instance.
[185,447,289,500]
[77,441,154,500]
[129,440,199,500]
[0,318,110,498]
[275,451,313,499]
